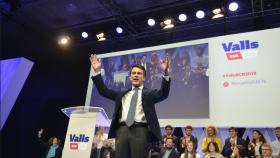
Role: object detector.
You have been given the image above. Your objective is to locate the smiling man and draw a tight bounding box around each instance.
[89,53,171,158]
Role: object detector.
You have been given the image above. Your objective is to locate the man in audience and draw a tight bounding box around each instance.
[270,127,280,157]
[260,143,273,158]
[180,125,198,153]
[160,137,180,158]
[162,125,179,150]
[222,127,246,157]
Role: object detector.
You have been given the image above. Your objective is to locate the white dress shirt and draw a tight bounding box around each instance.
[119,85,146,123]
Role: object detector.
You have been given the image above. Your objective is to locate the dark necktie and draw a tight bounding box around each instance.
[126,87,139,126]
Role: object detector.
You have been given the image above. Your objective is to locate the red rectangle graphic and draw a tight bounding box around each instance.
[226,52,242,60]
[70,143,78,150]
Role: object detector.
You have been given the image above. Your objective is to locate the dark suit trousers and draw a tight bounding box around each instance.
[115,124,149,158]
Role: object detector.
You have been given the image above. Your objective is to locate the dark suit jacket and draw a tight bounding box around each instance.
[91,74,171,142]
[222,137,246,157]
[180,135,198,152]
[160,148,180,158]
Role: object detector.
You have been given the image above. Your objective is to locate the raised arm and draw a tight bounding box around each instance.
[90,54,118,100]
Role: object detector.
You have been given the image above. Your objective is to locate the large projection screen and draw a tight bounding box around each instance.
[85,28,280,127]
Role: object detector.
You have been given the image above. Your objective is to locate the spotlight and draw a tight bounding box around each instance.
[212,8,224,19]
[81,32,88,38]
[160,18,175,29]
[96,32,106,41]
[229,2,239,12]
[147,18,155,26]
[196,10,205,19]
[178,14,187,22]
[116,27,123,34]
[58,36,70,45]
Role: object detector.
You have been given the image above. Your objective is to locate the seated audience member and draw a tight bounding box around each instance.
[160,137,180,158]
[163,125,180,150]
[222,127,246,157]
[37,129,62,158]
[181,125,198,153]
[201,126,222,154]
[248,130,266,158]
[203,142,224,158]
[270,127,280,157]
[260,143,273,158]
[230,145,246,158]
[99,139,115,158]
[180,141,200,158]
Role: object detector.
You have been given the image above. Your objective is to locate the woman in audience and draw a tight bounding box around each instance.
[230,145,246,158]
[180,141,200,158]
[201,125,222,153]
[203,142,223,158]
[248,130,266,158]
[38,129,62,158]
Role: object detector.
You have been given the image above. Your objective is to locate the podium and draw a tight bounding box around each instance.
[61,106,110,158]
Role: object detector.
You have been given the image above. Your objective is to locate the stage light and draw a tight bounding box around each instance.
[96,32,106,41]
[160,18,175,29]
[178,14,187,22]
[196,10,205,19]
[212,8,224,19]
[116,27,123,34]
[81,32,88,38]
[229,2,239,12]
[147,18,155,26]
[58,36,70,45]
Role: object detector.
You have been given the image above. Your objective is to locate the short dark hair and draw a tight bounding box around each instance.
[165,137,175,143]
[130,64,146,77]
[185,125,193,130]
[165,125,173,130]
[228,127,237,132]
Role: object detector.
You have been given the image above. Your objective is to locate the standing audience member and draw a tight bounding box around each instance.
[203,142,224,158]
[180,141,200,158]
[181,125,198,153]
[201,126,222,154]
[37,129,62,158]
[222,127,246,157]
[248,130,266,158]
[270,127,280,157]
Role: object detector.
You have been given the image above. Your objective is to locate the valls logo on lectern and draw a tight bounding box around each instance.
[69,134,90,150]
[222,40,259,60]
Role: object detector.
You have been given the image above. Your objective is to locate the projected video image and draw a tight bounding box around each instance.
[91,43,209,119]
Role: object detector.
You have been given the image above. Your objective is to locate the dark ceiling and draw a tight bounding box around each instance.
[2,0,280,58]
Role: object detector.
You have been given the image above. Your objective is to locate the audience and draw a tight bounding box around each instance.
[37,129,62,158]
[180,141,200,158]
[222,127,246,157]
[203,142,223,158]
[201,126,222,154]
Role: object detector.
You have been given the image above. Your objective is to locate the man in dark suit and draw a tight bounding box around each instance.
[160,137,180,158]
[222,127,246,158]
[89,54,171,158]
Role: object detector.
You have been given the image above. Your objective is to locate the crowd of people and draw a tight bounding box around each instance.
[37,126,280,158]
[101,46,208,90]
